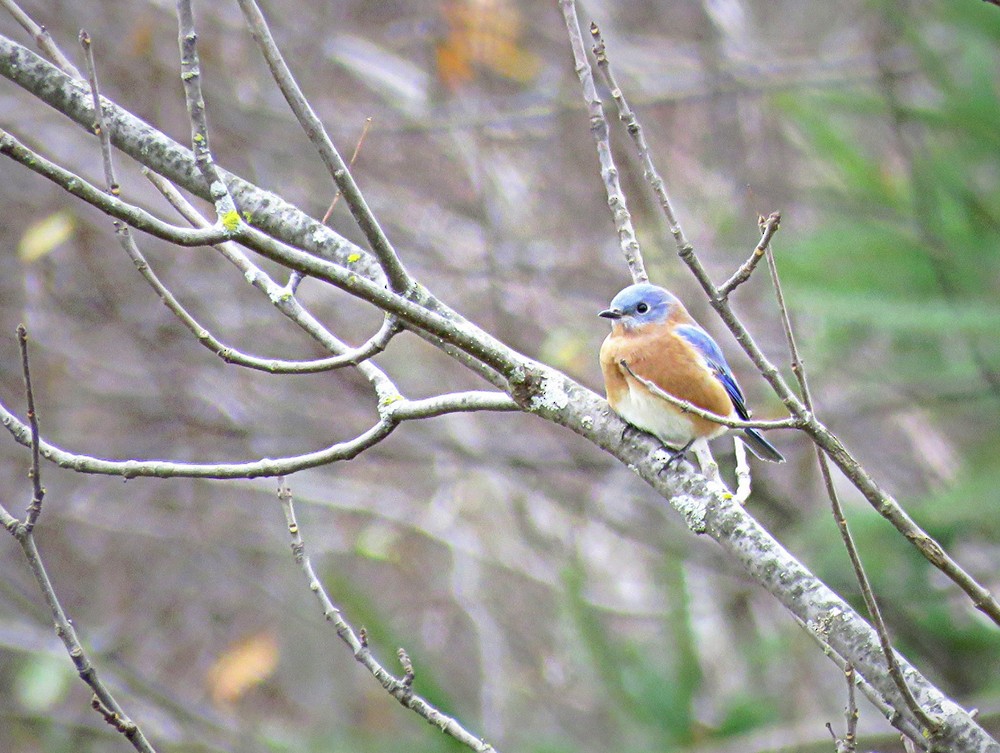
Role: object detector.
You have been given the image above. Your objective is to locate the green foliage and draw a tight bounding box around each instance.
[777,0,1000,706]
[562,557,700,746]
[560,555,785,749]
[780,1,1000,395]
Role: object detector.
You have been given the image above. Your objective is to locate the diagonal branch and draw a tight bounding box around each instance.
[234,0,412,293]
[763,234,941,732]
[560,5,646,284]
[619,360,801,431]
[277,482,496,753]
[588,21,685,281]
[3,329,157,753]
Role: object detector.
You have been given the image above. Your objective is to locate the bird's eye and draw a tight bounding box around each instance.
[636,302,649,314]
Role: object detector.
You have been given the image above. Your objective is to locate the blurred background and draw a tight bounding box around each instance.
[0,0,998,751]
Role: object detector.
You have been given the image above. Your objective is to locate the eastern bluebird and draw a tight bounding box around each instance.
[599,283,784,463]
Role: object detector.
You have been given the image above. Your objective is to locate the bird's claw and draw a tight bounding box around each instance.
[658,440,694,474]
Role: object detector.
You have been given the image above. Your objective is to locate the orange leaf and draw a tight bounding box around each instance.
[206,631,279,705]
[435,0,540,90]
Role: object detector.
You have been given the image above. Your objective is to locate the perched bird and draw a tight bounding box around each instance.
[599,283,784,463]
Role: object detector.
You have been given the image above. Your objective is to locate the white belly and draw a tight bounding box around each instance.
[616,381,697,447]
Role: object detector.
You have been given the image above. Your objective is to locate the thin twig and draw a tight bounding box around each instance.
[17,325,44,530]
[826,664,861,752]
[559,9,646,283]
[235,0,411,293]
[719,212,781,296]
[322,117,374,224]
[844,664,859,752]
[763,242,941,733]
[618,360,800,431]
[176,0,238,225]
[0,0,81,78]
[13,531,158,752]
[2,336,157,751]
[79,31,118,195]
[277,482,495,752]
[588,21,680,283]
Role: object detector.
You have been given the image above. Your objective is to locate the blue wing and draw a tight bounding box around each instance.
[674,324,748,419]
[675,324,785,462]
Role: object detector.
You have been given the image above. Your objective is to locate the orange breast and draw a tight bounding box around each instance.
[600,320,733,443]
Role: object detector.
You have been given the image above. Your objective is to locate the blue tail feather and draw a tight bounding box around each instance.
[740,428,784,463]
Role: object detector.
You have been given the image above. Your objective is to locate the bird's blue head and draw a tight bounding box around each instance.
[599,283,678,329]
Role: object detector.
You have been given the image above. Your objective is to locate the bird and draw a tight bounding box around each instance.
[599,283,784,463]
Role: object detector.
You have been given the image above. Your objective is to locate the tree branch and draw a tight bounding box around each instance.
[560,5,646,284]
[278,482,496,752]
[234,0,412,293]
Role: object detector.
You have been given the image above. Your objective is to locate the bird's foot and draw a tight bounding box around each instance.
[658,440,694,473]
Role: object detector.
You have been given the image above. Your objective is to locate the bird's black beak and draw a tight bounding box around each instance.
[599,307,623,320]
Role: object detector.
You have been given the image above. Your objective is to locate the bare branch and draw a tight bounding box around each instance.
[719,212,782,296]
[79,30,118,197]
[234,0,412,293]
[618,360,800,431]
[277,482,496,752]
[558,8,646,284]
[0,408,396,479]
[14,530,158,752]
[0,0,81,78]
[16,326,44,530]
[588,21,684,283]
[176,0,238,228]
[0,390,515,481]
[763,240,941,732]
